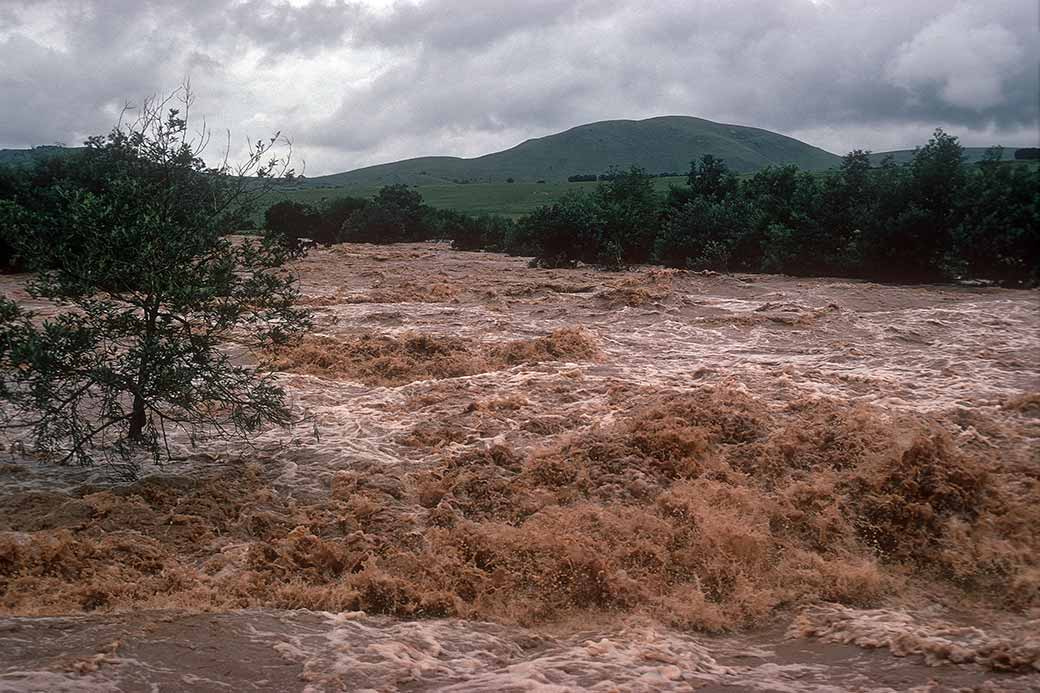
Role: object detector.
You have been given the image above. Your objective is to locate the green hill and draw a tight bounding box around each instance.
[868,147,1015,166]
[303,116,842,187]
[0,145,82,168]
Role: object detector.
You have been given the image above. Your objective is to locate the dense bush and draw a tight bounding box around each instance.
[442,211,515,252]
[951,151,1039,284]
[2,134,247,271]
[314,196,367,245]
[504,166,662,268]
[264,200,320,249]
[516,191,601,267]
[0,152,87,271]
[593,167,661,266]
[654,197,762,271]
[340,184,431,243]
[258,186,517,251]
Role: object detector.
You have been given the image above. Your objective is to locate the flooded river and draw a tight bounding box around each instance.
[2,243,1038,691]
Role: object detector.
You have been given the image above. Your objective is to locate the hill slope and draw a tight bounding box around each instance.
[869,147,1016,166]
[304,116,841,186]
[0,145,82,167]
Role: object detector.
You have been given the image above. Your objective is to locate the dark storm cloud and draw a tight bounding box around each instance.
[1,0,1036,173]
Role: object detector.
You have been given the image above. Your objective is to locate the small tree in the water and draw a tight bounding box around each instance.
[0,87,311,476]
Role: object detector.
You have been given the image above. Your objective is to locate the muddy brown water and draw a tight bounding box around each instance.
[1,243,1038,692]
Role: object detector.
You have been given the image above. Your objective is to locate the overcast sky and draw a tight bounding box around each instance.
[1,0,1036,175]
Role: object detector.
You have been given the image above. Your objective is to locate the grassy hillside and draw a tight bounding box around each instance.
[303,116,841,187]
[0,145,82,167]
[869,146,1017,166]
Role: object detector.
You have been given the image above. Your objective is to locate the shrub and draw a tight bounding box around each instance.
[264,200,320,249]
[519,191,601,267]
[447,212,514,252]
[655,198,762,271]
[592,166,660,266]
[340,184,431,244]
[952,152,1039,285]
[315,196,366,245]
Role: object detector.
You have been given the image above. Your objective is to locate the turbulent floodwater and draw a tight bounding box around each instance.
[1,243,1038,692]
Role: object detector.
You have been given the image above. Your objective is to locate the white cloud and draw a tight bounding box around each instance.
[887,3,1025,110]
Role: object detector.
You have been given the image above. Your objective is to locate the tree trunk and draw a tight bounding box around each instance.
[129,300,157,441]
[128,394,147,440]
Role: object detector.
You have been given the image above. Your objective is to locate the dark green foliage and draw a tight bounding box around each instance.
[0,90,311,476]
[0,200,24,271]
[742,165,822,274]
[340,184,431,243]
[654,197,762,271]
[509,167,661,268]
[439,210,515,252]
[313,196,366,245]
[264,200,320,249]
[504,129,1037,284]
[592,167,661,266]
[263,196,368,246]
[518,191,601,267]
[259,187,515,252]
[688,154,739,202]
[951,149,1039,284]
[904,129,965,277]
[843,131,962,281]
[0,149,92,271]
[666,155,739,211]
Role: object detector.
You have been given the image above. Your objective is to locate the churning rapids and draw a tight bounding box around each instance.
[1,243,1038,692]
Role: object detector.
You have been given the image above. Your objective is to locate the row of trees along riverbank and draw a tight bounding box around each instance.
[259,129,1037,286]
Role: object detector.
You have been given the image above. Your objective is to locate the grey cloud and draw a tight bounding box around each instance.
[223,1,364,57]
[357,0,620,51]
[1,0,1036,173]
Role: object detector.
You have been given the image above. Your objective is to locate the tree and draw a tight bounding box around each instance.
[910,128,965,220]
[654,197,762,271]
[885,128,967,280]
[340,184,430,243]
[0,87,311,476]
[0,200,24,271]
[952,149,1039,284]
[314,195,366,245]
[264,200,320,249]
[688,154,739,202]
[519,191,601,267]
[592,166,660,266]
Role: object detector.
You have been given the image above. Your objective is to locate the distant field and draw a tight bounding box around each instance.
[255,176,689,221]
